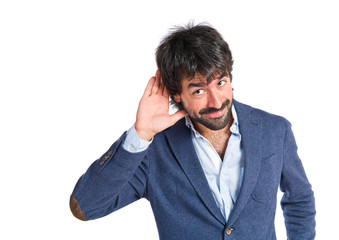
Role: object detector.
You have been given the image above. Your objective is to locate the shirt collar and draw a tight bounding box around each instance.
[185,104,240,138]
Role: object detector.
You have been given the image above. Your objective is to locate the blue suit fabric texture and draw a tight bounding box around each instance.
[71,100,316,240]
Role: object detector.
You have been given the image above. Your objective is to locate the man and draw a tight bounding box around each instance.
[70,23,316,239]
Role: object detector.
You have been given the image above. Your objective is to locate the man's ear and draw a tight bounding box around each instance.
[173,94,181,103]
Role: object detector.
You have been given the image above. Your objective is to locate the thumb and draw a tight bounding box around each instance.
[169,110,188,125]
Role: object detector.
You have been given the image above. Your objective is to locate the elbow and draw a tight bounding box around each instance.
[69,195,86,221]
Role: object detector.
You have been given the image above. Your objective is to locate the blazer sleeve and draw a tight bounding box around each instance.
[70,132,150,221]
[280,122,316,239]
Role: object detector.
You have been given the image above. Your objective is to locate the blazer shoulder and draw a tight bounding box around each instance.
[234,100,291,130]
[254,107,290,126]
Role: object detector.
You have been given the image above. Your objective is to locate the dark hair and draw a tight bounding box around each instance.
[156,22,234,109]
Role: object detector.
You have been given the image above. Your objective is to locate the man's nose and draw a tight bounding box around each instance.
[206,90,222,109]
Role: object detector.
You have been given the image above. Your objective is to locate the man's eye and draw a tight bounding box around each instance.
[217,80,226,86]
[193,89,204,95]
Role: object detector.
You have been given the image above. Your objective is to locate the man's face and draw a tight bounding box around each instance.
[173,73,233,131]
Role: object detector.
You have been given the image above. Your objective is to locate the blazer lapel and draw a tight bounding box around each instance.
[164,119,226,225]
[226,100,263,227]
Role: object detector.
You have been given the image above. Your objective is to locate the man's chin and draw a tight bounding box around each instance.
[200,108,232,130]
[193,114,229,131]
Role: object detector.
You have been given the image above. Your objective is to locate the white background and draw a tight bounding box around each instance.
[1,0,338,239]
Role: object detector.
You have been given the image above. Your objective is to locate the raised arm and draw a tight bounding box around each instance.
[70,71,186,221]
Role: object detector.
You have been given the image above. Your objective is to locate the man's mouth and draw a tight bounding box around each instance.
[199,99,230,118]
[205,109,225,118]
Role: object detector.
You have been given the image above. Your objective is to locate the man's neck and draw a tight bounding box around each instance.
[192,113,234,159]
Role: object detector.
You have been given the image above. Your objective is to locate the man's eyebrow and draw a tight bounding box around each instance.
[217,72,228,80]
[187,82,206,89]
[186,73,228,89]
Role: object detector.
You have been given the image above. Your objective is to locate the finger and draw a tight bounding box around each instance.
[169,110,188,125]
[160,78,166,96]
[155,69,161,79]
[163,86,170,98]
[152,72,160,94]
[157,70,168,97]
[155,70,165,95]
[143,76,156,97]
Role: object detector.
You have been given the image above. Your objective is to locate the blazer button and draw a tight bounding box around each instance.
[226,227,233,235]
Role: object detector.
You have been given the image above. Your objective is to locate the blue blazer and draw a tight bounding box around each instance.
[70,100,316,240]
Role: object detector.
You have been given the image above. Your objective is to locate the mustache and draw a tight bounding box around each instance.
[199,99,230,115]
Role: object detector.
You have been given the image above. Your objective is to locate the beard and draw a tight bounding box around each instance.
[182,98,233,131]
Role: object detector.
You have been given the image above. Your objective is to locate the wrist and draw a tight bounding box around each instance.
[134,124,154,141]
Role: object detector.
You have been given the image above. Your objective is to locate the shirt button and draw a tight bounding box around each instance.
[129,146,135,152]
[227,203,231,209]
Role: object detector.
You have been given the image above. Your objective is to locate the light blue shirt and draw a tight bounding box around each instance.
[184,105,244,221]
[122,104,244,222]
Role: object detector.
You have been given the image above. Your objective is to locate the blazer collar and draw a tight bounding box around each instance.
[164,100,262,226]
[164,119,226,225]
[227,100,262,227]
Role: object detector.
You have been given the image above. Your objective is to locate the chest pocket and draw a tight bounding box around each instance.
[251,153,281,202]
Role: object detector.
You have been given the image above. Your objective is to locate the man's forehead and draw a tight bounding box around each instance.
[182,71,227,85]
[186,73,207,83]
